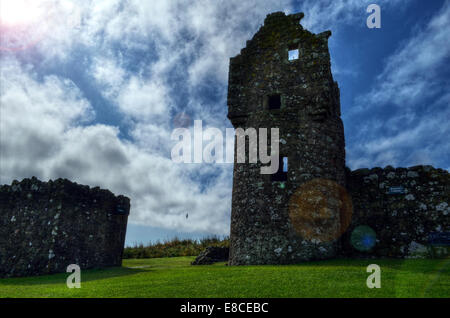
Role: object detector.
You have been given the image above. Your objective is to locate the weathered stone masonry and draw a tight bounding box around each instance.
[343,166,449,258]
[228,12,346,265]
[228,12,449,265]
[0,177,129,278]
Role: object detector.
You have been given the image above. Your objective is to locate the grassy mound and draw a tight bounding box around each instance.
[0,257,448,298]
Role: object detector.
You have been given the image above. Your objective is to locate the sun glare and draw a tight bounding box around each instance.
[0,0,46,26]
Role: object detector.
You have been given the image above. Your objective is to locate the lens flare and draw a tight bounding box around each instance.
[288,179,353,243]
[0,0,58,51]
[350,225,377,252]
[0,0,45,26]
[173,112,192,128]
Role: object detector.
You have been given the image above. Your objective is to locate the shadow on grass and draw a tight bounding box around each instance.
[0,266,147,286]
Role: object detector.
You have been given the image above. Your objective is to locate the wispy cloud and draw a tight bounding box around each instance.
[299,0,407,31]
[0,59,232,234]
[355,1,450,109]
[0,0,294,235]
[347,1,450,169]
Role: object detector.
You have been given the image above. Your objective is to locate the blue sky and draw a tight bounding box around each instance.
[0,0,449,245]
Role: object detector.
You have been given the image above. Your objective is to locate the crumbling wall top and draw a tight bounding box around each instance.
[232,11,330,61]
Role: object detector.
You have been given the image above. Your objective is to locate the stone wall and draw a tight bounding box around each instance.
[0,177,130,278]
[342,166,449,258]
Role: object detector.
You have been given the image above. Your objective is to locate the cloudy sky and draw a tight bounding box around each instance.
[0,0,448,245]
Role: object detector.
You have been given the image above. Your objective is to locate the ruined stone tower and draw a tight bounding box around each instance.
[228,12,347,265]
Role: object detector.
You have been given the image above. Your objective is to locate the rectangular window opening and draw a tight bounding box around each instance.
[288,49,299,61]
[272,156,288,182]
[268,94,281,110]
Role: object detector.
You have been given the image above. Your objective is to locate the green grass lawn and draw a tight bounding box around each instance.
[0,257,449,298]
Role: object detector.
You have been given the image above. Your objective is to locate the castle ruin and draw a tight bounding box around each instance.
[228,12,449,265]
[0,177,129,278]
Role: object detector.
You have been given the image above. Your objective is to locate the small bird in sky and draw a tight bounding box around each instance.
[186,213,189,219]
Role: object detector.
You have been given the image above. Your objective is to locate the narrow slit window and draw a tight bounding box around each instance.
[288,49,299,61]
[283,157,288,173]
[268,94,281,110]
